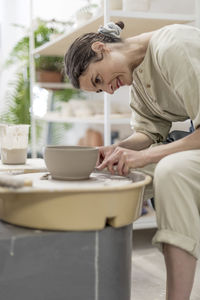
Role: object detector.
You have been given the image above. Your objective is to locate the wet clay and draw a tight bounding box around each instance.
[1,148,27,165]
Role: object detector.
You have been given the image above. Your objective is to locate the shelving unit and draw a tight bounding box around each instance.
[33,11,195,56]
[29,0,200,229]
[34,113,131,125]
[35,82,72,89]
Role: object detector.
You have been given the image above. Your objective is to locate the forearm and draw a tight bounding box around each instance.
[145,128,200,164]
[115,131,153,151]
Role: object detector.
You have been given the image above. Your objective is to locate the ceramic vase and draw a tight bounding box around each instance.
[123,0,150,11]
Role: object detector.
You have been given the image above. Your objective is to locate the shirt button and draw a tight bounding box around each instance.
[146,83,151,88]
[139,68,143,73]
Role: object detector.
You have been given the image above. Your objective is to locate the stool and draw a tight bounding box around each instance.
[0,221,132,300]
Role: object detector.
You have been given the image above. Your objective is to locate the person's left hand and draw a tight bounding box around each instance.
[96,146,148,176]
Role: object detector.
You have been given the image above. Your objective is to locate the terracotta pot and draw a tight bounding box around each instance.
[78,129,103,147]
[36,70,63,83]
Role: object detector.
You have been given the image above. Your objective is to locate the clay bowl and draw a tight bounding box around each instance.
[44,146,99,180]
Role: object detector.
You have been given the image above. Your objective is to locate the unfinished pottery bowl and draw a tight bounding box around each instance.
[44,146,99,180]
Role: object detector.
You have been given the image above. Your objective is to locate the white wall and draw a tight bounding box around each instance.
[150,0,194,14]
[0,0,30,113]
[33,0,83,21]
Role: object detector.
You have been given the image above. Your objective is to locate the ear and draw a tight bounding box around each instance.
[91,41,109,54]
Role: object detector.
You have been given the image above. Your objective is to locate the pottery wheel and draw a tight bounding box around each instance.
[0,170,151,231]
[10,171,135,192]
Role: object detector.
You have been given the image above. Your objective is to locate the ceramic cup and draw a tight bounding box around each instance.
[0,124,30,165]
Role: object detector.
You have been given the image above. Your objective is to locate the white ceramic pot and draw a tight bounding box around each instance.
[75,10,93,26]
[100,0,122,11]
[60,102,73,117]
[123,0,150,11]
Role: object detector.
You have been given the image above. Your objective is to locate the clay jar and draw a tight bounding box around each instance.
[0,124,29,165]
[44,146,99,180]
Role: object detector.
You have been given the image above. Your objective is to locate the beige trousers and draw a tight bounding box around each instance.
[135,149,200,259]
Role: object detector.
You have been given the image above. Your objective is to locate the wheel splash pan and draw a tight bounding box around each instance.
[0,171,151,231]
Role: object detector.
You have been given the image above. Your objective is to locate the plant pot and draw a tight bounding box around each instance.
[36,70,63,83]
[78,129,103,147]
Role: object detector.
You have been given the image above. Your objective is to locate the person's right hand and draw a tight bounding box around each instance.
[96,145,116,167]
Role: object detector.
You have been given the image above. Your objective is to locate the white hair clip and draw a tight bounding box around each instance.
[98,22,122,38]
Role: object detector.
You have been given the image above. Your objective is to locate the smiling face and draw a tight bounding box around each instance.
[79,42,133,94]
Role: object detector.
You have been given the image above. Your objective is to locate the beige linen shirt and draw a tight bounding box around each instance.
[130,24,200,143]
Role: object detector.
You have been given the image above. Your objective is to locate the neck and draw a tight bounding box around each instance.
[126,31,154,70]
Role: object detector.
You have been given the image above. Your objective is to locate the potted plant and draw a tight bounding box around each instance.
[35,55,64,83]
[0,18,72,127]
[6,19,72,83]
[34,18,72,82]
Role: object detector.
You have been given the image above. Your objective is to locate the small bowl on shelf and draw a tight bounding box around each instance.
[44,145,99,180]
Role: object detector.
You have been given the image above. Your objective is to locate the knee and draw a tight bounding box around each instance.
[153,154,184,212]
[154,153,186,186]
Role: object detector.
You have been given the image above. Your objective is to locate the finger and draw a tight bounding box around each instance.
[96,146,107,166]
[96,160,107,170]
[106,152,121,174]
[107,161,116,174]
[96,152,104,166]
[96,154,113,170]
[117,156,125,176]
[122,163,130,176]
[97,151,119,172]
[97,157,115,173]
[96,151,101,166]
[116,149,129,176]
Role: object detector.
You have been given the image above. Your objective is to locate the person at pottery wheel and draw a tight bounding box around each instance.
[64,21,200,300]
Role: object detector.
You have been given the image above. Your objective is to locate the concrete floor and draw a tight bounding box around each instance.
[131,229,200,300]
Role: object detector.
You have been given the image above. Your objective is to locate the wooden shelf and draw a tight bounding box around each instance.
[34,112,131,125]
[33,11,195,56]
[35,82,73,89]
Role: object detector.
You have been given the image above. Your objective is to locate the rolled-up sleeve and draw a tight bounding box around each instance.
[130,86,171,142]
[176,74,200,129]
[131,108,171,143]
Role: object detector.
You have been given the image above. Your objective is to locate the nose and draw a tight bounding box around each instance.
[104,83,114,95]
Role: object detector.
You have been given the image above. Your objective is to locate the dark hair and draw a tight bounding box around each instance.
[64,21,124,89]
